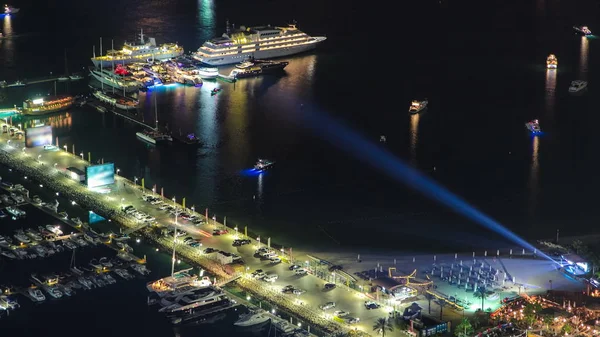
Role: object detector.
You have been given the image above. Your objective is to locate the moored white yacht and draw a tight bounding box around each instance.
[408,99,428,114]
[193,22,326,66]
[46,225,63,236]
[91,30,184,68]
[568,80,588,93]
[26,288,46,302]
[234,309,272,327]
[89,66,141,93]
[573,26,592,36]
[197,67,219,79]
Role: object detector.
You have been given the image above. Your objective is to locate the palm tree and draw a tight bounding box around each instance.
[373,317,394,337]
[424,292,435,314]
[474,287,486,311]
[438,300,448,320]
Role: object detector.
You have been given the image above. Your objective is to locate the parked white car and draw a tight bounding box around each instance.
[263,274,278,282]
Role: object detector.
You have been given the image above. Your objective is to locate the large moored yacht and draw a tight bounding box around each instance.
[91,30,183,68]
[193,21,326,66]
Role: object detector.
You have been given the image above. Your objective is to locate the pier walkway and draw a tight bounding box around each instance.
[0,132,385,337]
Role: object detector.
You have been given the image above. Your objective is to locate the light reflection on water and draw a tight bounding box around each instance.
[579,36,589,80]
[544,69,556,121]
[2,14,14,67]
[409,113,420,165]
[528,135,539,217]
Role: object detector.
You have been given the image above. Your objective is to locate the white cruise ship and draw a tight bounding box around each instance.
[193,22,326,66]
[91,30,184,68]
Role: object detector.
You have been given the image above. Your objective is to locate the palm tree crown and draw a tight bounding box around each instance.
[373,317,394,337]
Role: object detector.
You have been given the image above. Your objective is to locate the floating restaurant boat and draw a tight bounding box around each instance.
[546,54,558,69]
[408,99,428,114]
[22,95,74,115]
[228,59,288,78]
[91,30,184,68]
[193,21,326,66]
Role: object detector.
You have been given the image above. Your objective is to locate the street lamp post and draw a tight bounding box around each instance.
[116,168,120,176]
[191,206,195,214]
[235,226,238,238]
[212,215,216,227]
[80,152,84,160]
[134,177,138,187]
[257,237,261,248]
[63,145,67,152]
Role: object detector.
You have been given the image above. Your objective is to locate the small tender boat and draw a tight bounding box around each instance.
[210,88,222,96]
[568,80,588,93]
[546,54,558,69]
[525,119,542,134]
[409,99,428,114]
[573,26,592,36]
[58,211,68,219]
[99,257,113,268]
[89,259,103,269]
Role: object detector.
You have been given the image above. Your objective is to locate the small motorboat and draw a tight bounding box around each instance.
[210,88,222,96]
[409,99,428,114]
[89,259,103,269]
[568,80,588,93]
[573,26,592,36]
[525,119,542,134]
[99,257,113,268]
[58,211,68,219]
[546,54,558,69]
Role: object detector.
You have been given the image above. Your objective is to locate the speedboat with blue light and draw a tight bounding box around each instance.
[573,26,592,36]
[546,54,557,69]
[525,119,541,134]
[4,5,19,14]
[569,80,587,93]
[254,159,275,171]
[409,99,428,114]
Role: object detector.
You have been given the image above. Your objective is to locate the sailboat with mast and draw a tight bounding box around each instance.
[135,94,172,144]
[92,39,140,110]
[22,81,74,115]
[89,37,141,93]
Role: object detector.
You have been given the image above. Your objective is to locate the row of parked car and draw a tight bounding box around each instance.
[141,194,205,225]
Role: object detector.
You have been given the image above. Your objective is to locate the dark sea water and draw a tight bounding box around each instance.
[1,0,600,334]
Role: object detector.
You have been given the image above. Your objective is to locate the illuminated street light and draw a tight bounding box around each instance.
[116,168,120,175]
[63,145,67,151]
[80,152,84,160]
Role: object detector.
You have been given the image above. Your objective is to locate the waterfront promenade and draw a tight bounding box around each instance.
[0,132,383,336]
[0,127,583,336]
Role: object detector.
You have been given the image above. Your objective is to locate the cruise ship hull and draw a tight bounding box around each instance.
[195,37,325,66]
[92,51,183,68]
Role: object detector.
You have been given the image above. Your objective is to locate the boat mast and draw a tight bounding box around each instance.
[64,49,69,76]
[111,39,115,94]
[171,213,177,276]
[54,81,57,96]
[100,37,104,91]
[154,93,159,131]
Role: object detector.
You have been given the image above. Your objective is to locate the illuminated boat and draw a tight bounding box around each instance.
[91,30,183,68]
[210,88,222,96]
[89,65,142,93]
[22,95,74,115]
[136,94,172,144]
[229,59,288,78]
[568,80,587,93]
[254,159,275,171]
[546,54,557,69]
[197,67,219,79]
[408,99,428,114]
[92,90,138,110]
[573,26,592,36]
[4,5,19,14]
[525,119,541,134]
[193,21,326,66]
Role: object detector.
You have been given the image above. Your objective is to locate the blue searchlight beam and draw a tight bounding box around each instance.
[302,106,549,259]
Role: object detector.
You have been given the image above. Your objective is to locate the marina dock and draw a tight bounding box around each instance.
[0,128,371,336]
[1,75,85,88]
